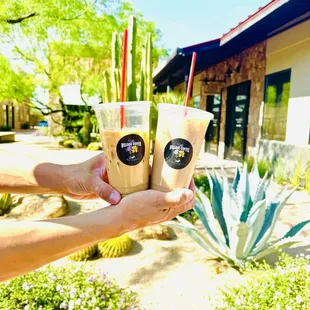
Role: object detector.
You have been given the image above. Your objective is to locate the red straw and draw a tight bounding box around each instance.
[120,29,128,128]
[185,52,197,108]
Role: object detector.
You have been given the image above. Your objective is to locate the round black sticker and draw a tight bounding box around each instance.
[116,134,145,166]
[164,138,193,170]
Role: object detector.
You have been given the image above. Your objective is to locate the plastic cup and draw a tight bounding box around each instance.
[94,101,151,196]
[150,104,214,192]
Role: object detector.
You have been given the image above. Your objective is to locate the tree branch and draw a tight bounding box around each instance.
[6,13,37,24]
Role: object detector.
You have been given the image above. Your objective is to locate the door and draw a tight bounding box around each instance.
[205,94,222,155]
[225,81,251,160]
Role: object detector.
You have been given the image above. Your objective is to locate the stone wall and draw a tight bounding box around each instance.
[200,41,267,157]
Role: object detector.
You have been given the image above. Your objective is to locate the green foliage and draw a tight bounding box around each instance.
[0,125,12,131]
[245,156,270,178]
[290,154,303,188]
[63,140,76,149]
[0,193,12,216]
[98,234,132,258]
[213,253,310,310]
[0,264,139,309]
[21,122,31,129]
[68,245,97,262]
[0,1,166,118]
[87,142,103,151]
[169,163,310,268]
[78,112,92,146]
[274,158,289,185]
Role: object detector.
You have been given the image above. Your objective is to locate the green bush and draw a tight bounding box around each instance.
[87,142,102,151]
[21,122,31,129]
[245,156,270,178]
[0,264,139,309]
[213,253,310,310]
[179,174,210,224]
[0,125,12,131]
[274,158,289,185]
[290,154,303,188]
[63,140,76,149]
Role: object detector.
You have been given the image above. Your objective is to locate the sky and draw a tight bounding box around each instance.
[130,0,269,52]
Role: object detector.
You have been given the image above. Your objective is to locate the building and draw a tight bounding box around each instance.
[0,101,30,130]
[153,0,310,168]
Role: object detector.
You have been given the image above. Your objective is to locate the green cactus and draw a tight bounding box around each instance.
[103,70,112,103]
[0,193,12,216]
[98,234,132,258]
[168,163,310,269]
[145,33,153,101]
[139,47,146,101]
[68,244,97,261]
[111,32,121,102]
[127,15,137,101]
[79,112,92,146]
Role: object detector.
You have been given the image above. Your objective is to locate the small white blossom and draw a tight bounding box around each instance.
[296,296,304,304]
[287,288,292,293]
[254,304,259,309]
[60,301,67,309]
[56,284,62,292]
[286,306,292,310]
[24,306,29,310]
[305,254,310,260]
[305,265,310,272]
[276,304,281,310]
[95,307,100,310]
[289,277,295,282]
[76,299,82,305]
[235,297,241,305]
[68,300,75,310]
[22,282,31,291]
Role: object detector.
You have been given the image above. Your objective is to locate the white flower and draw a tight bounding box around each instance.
[305,255,310,260]
[56,284,62,292]
[287,288,292,293]
[91,297,96,303]
[24,306,29,310]
[95,307,100,310]
[38,306,43,310]
[305,265,310,272]
[289,277,295,282]
[60,301,67,309]
[76,299,82,305]
[276,304,281,310]
[296,296,304,304]
[70,287,77,298]
[235,297,241,305]
[68,300,75,310]
[254,304,259,309]
[290,266,300,273]
[22,282,30,291]
[286,306,292,310]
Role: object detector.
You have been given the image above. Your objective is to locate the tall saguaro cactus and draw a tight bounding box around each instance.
[145,33,153,101]
[111,32,120,102]
[127,15,137,101]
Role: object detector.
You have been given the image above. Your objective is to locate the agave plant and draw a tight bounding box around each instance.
[169,164,310,268]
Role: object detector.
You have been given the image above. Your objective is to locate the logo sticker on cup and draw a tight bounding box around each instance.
[117,134,145,166]
[164,138,193,170]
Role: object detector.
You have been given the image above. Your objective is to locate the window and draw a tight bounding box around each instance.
[193,96,201,109]
[262,69,291,141]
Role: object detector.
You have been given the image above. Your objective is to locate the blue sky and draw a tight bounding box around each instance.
[130,0,269,52]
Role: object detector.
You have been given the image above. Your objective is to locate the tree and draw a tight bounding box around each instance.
[0,0,167,121]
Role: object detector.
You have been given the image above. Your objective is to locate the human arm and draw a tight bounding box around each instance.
[0,184,195,283]
[0,151,121,204]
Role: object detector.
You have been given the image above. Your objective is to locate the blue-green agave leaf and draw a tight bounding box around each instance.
[206,169,229,246]
[272,220,310,244]
[238,165,252,222]
[251,186,297,255]
[230,222,249,260]
[251,172,269,206]
[232,166,241,193]
[243,200,267,257]
[171,217,231,261]
[252,237,306,260]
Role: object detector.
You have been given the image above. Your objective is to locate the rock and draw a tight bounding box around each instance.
[130,224,173,241]
[5,195,69,220]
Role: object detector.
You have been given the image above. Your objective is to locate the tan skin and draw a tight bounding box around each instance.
[0,152,195,282]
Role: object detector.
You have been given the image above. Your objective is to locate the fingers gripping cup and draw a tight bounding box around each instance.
[94,102,151,196]
[151,104,213,192]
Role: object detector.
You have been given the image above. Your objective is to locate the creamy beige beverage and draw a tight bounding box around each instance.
[151,104,213,192]
[100,129,149,196]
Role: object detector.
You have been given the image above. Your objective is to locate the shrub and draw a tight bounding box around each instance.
[245,156,270,178]
[213,253,310,310]
[274,158,289,185]
[87,142,102,151]
[0,265,139,309]
[21,122,31,129]
[290,154,303,188]
[0,125,12,131]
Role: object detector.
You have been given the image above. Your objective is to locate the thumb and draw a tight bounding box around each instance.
[159,188,194,210]
[92,177,121,204]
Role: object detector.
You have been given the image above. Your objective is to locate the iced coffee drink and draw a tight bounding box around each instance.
[94,102,151,196]
[151,104,213,192]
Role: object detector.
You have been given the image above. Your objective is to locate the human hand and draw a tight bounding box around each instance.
[61,154,121,204]
[118,179,196,231]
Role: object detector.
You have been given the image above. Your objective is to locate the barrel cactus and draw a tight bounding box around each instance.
[169,163,310,268]
[98,234,132,258]
[68,244,97,261]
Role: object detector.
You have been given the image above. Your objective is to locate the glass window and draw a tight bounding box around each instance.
[262,69,291,141]
[193,96,200,109]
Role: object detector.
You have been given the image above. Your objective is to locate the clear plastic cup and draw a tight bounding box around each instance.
[94,101,151,196]
[151,104,214,192]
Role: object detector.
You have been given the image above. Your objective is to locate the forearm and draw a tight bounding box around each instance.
[0,205,128,283]
[0,150,71,194]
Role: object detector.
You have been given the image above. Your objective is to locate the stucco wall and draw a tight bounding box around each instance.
[266,20,310,146]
